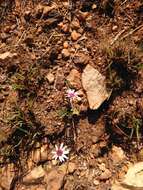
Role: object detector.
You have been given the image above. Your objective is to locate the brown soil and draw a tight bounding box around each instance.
[0,0,143,190]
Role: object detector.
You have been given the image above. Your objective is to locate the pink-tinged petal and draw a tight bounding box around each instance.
[62,146,67,151]
[59,156,64,162]
[55,145,58,151]
[52,151,57,154]
[52,155,58,160]
[60,143,64,149]
[67,89,74,93]
[63,154,68,160]
[67,89,76,98]
[66,88,80,100]
[63,150,69,155]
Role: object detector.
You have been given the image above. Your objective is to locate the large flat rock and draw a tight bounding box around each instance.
[82,64,109,109]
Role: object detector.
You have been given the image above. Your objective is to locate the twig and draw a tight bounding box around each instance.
[69,46,79,63]
[110,29,126,45]
[40,32,64,58]
[110,24,143,46]
[120,24,143,41]
[128,50,131,65]
[53,69,59,90]
[14,30,27,46]
[121,0,128,6]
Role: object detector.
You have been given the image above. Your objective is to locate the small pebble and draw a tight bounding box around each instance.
[68,162,76,174]
[98,169,112,180]
[71,20,80,29]
[71,30,81,41]
[59,22,69,33]
[78,11,89,20]
[52,159,57,165]
[63,2,69,8]
[46,73,55,84]
[93,179,100,185]
[74,44,80,49]
[63,41,69,49]
[24,11,31,21]
[112,25,118,31]
[1,33,9,42]
[61,48,70,58]
[4,26,11,33]
[36,26,43,35]
[74,53,89,65]
[99,163,106,171]
[62,24,69,33]
[92,4,97,9]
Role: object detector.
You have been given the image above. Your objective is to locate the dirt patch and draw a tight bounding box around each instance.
[0,0,143,189]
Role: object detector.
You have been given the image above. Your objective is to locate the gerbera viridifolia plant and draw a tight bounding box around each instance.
[52,143,70,162]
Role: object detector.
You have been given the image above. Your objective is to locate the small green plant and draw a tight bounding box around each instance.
[7,106,27,129]
[134,63,143,70]
[57,107,79,119]
[107,66,124,90]
[57,88,80,120]
[130,116,142,143]
[58,107,73,118]
[11,64,43,100]
[0,105,44,164]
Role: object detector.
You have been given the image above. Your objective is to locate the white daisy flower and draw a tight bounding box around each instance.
[52,143,70,162]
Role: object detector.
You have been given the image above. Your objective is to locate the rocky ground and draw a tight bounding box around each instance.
[0,0,143,190]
